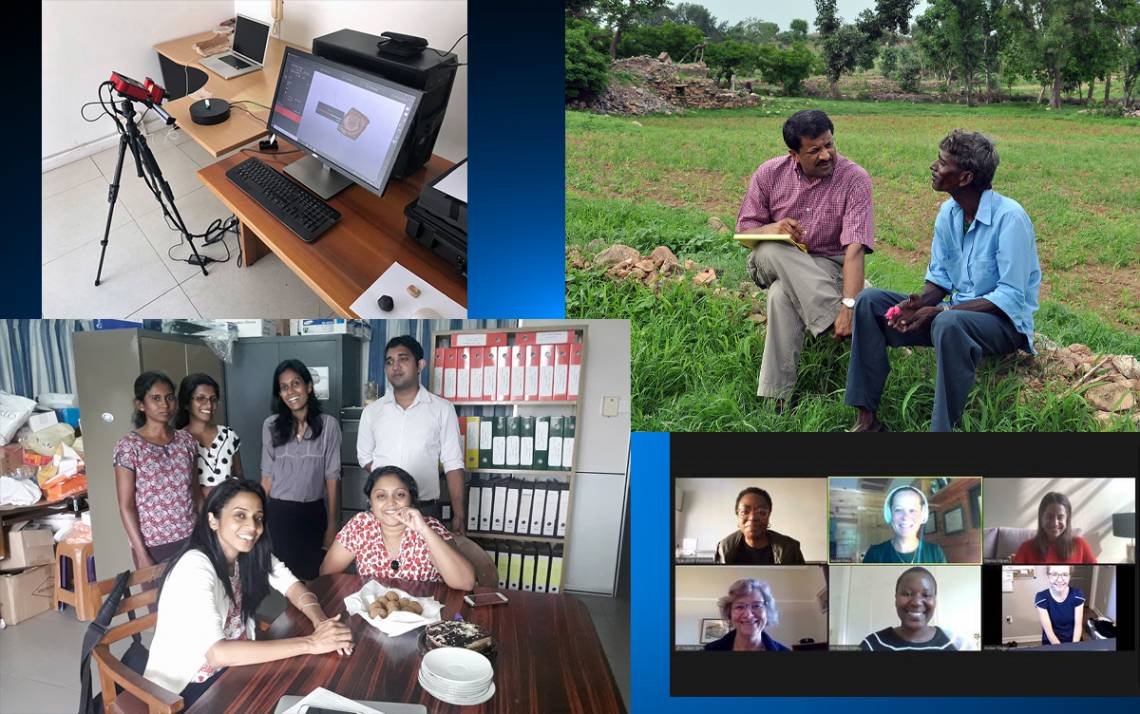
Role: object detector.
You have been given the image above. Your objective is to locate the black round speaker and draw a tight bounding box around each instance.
[189,98,230,125]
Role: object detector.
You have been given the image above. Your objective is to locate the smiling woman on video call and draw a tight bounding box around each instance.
[714,487,805,565]
[1012,492,1097,564]
[705,578,790,651]
[859,567,966,651]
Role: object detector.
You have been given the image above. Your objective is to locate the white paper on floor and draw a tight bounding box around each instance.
[350,261,465,318]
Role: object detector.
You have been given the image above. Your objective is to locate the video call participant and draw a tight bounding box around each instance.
[1012,492,1097,564]
[715,487,806,564]
[863,485,947,564]
[704,578,790,651]
[1035,565,1085,645]
[261,360,342,580]
[356,336,467,534]
[860,567,961,651]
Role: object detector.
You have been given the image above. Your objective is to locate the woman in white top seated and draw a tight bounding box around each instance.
[143,480,354,707]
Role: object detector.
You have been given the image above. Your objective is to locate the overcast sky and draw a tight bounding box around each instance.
[689,0,931,32]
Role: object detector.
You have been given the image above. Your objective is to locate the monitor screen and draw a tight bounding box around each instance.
[267,48,421,197]
[233,14,270,64]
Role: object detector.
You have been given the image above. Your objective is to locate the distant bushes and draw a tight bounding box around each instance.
[566,18,610,100]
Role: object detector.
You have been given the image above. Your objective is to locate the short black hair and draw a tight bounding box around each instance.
[365,465,420,506]
[782,110,835,152]
[939,129,999,191]
[735,487,773,512]
[385,335,424,362]
[896,566,937,594]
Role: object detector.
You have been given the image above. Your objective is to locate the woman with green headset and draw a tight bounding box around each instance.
[862,485,947,563]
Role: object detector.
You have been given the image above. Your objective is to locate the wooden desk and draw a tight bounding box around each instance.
[197,143,467,317]
[187,574,626,714]
[153,33,306,157]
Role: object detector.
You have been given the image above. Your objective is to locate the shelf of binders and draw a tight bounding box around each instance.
[431,325,587,594]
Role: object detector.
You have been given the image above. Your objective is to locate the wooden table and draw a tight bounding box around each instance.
[152,33,307,157]
[187,574,626,714]
[197,141,467,317]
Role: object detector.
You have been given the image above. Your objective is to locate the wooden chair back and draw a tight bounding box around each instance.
[89,562,185,714]
[450,534,500,588]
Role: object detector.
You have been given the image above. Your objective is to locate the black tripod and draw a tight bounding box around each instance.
[95,98,208,286]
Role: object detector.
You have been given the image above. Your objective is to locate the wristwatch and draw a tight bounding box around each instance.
[841,297,856,309]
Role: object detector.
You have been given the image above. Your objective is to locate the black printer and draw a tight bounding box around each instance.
[405,159,467,276]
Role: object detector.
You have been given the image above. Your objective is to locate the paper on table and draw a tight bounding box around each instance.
[279,687,386,714]
[349,262,465,319]
[433,161,467,203]
[344,581,443,638]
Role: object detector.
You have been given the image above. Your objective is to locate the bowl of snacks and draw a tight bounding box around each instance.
[344,581,443,636]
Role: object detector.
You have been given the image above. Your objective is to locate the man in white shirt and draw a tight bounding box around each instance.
[357,335,467,533]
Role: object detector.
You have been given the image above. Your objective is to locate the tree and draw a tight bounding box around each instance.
[790,19,809,40]
[896,44,924,91]
[704,40,761,84]
[815,0,861,97]
[945,0,987,107]
[758,43,817,94]
[650,2,727,41]
[725,17,780,45]
[596,0,669,59]
[1005,0,1092,109]
[565,18,611,101]
[915,1,956,90]
[617,21,706,59]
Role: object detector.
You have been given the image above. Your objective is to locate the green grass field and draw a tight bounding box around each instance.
[565,98,1140,432]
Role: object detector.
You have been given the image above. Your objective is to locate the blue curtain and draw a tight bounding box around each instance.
[0,320,93,398]
[367,320,519,393]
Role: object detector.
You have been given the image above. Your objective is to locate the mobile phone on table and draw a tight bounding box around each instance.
[463,591,509,607]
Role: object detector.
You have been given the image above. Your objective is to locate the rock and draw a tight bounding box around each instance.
[657,52,671,63]
[594,244,640,266]
[1111,355,1140,379]
[629,267,646,280]
[1094,410,1118,426]
[683,259,697,271]
[635,258,656,273]
[708,216,729,233]
[587,238,605,252]
[631,120,643,128]
[1067,344,1094,360]
[748,312,766,324]
[692,268,717,286]
[649,245,678,268]
[1086,383,1135,412]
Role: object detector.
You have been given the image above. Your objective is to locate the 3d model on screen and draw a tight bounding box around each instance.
[316,101,370,139]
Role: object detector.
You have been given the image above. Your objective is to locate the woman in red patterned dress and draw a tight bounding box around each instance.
[320,465,475,590]
[114,372,199,569]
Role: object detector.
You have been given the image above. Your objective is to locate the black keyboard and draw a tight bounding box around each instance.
[225,157,340,243]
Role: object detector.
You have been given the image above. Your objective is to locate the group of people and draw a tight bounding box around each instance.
[702,484,1101,652]
[741,109,1041,431]
[111,336,474,706]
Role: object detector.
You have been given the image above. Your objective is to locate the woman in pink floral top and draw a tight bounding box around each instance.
[320,465,474,590]
[113,372,198,569]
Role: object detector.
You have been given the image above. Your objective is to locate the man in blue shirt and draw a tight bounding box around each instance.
[845,130,1041,432]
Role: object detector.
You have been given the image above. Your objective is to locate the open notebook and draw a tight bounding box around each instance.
[733,233,808,253]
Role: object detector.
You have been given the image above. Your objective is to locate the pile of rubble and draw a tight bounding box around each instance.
[573,55,762,115]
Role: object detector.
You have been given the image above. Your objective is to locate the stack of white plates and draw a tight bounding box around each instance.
[418,647,495,705]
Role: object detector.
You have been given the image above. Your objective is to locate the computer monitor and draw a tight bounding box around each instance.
[266,47,422,199]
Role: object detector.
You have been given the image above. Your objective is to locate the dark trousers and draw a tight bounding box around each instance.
[266,497,327,580]
[845,288,1025,432]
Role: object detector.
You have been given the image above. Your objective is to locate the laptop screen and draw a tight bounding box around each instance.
[233,15,270,64]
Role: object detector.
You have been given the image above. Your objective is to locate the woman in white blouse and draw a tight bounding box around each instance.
[143,480,353,707]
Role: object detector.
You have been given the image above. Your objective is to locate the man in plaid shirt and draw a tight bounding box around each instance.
[738,110,875,409]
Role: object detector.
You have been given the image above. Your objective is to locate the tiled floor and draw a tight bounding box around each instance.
[41,127,334,319]
[0,590,630,714]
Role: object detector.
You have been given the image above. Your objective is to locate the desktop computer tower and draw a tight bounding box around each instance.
[313,29,458,179]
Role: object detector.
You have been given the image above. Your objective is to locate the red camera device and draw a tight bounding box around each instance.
[109,72,166,105]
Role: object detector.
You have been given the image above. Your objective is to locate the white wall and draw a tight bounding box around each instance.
[235,0,468,161]
[675,565,828,647]
[984,478,1136,563]
[521,320,631,595]
[999,565,1109,644]
[43,0,235,165]
[675,478,827,561]
[829,565,981,649]
[44,1,467,167]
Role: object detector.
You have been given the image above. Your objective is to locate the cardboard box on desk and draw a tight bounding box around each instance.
[0,522,56,572]
[0,564,55,625]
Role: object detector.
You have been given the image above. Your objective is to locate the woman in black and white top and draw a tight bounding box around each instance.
[176,373,243,501]
[144,480,353,707]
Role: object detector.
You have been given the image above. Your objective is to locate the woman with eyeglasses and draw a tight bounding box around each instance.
[176,373,243,502]
[114,371,198,570]
[1036,565,1085,645]
[704,578,789,651]
[714,487,805,564]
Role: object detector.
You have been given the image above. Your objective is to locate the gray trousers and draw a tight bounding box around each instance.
[748,242,845,398]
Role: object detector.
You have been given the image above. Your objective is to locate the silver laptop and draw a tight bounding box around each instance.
[200,14,271,80]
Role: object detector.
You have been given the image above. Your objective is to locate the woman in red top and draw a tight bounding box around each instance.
[320,465,475,590]
[1011,492,1098,564]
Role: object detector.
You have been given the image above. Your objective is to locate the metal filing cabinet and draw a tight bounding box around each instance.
[339,406,369,527]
